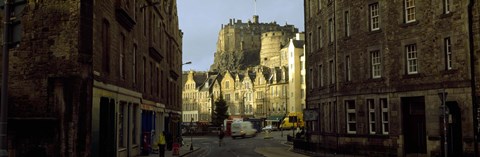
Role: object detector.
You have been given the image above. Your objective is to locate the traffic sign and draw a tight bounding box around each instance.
[1,0,26,47]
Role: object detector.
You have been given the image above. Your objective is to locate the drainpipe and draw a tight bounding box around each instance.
[468,0,479,156]
[0,0,11,156]
[333,0,339,155]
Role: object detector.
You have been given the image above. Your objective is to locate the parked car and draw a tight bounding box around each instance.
[262,125,278,131]
[231,121,257,139]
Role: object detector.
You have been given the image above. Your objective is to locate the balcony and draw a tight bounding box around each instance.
[115,0,136,31]
[149,47,163,63]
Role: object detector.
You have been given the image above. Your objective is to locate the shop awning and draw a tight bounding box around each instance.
[266,115,284,122]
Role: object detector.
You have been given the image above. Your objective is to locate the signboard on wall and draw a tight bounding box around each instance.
[289,116,297,123]
[304,109,318,121]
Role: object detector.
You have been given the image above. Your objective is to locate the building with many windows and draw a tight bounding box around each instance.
[182,71,220,123]
[305,0,480,156]
[0,0,183,156]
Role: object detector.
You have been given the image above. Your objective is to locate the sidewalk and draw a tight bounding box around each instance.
[255,147,309,157]
[283,141,365,157]
[137,145,200,157]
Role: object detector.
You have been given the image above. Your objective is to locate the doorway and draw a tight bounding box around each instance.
[99,97,116,157]
[446,101,462,156]
[402,97,426,154]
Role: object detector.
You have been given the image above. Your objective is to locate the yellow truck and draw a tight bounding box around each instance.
[280,112,305,130]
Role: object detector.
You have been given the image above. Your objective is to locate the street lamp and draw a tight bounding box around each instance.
[190,117,194,151]
[438,89,448,157]
[242,92,246,117]
[183,61,192,65]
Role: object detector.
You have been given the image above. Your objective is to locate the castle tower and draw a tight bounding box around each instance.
[260,31,294,68]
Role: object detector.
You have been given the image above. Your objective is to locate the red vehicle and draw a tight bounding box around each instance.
[223,120,233,136]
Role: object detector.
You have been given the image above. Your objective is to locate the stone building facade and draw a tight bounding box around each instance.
[305,0,480,156]
[253,67,271,118]
[232,72,255,117]
[0,0,183,156]
[287,35,306,113]
[181,71,220,123]
[182,71,205,123]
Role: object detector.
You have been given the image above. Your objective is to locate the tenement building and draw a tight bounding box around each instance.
[305,0,480,156]
[0,0,183,156]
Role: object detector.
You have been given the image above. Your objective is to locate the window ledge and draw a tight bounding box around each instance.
[402,73,422,79]
[368,29,382,35]
[343,36,351,41]
[441,69,457,75]
[118,148,127,152]
[343,133,390,138]
[439,12,454,19]
[318,86,326,91]
[428,136,441,141]
[366,77,385,83]
[400,20,419,28]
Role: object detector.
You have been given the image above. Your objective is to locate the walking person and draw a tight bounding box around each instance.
[157,131,166,157]
[218,128,225,147]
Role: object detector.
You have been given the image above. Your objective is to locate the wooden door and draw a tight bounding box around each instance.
[402,97,426,154]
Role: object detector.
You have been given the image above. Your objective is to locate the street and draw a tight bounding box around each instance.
[182,130,308,157]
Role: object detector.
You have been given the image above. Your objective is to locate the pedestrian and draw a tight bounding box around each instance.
[157,131,166,157]
[300,128,305,139]
[218,128,225,147]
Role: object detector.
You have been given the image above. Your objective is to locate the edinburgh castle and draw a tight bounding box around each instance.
[210,15,298,72]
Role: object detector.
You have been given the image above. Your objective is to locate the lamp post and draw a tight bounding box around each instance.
[210,93,214,123]
[242,92,247,117]
[438,89,448,157]
[182,61,192,65]
[190,117,194,151]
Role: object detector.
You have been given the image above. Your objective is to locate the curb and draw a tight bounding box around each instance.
[179,147,201,157]
[291,149,319,157]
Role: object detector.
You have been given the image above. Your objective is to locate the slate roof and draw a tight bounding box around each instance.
[292,40,305,48]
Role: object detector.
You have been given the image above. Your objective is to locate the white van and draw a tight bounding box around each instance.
[231,121,257,139]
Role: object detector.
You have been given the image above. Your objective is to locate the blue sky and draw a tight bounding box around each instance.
[178,0,305,71]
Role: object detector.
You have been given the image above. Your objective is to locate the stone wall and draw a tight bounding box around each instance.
[1,0,93,156]
[305,0,478,156]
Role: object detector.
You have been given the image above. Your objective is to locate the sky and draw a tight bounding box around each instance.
[178,0,305,71]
